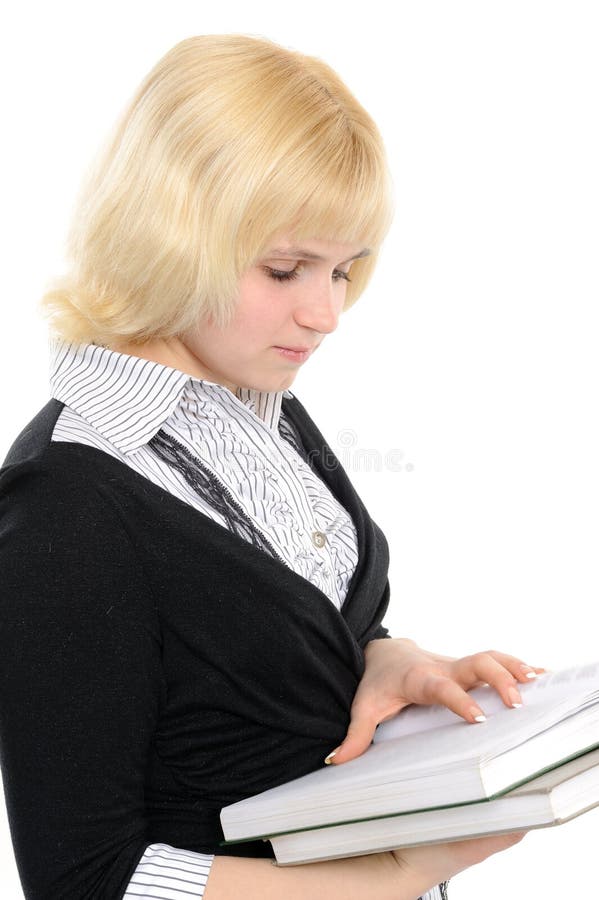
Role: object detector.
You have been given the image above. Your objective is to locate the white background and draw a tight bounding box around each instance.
[1,2,598,897]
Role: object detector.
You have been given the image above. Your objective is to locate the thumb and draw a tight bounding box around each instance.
[324,712,377,766]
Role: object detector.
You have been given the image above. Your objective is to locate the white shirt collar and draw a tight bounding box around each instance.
[49,339,294,455]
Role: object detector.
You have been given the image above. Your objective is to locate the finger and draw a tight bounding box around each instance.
[324,708,379,766]
[416,674,490,724]
[476,651,547,684]
[453,653,535,709]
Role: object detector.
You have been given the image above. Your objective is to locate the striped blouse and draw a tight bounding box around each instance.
[46,338,445,900]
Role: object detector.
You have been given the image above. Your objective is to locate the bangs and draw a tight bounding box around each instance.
[235,104,395,269]
[279,138,394,251]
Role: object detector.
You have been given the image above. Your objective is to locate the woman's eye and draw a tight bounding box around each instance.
[335,270,352,283]
[264,266,352,283]
[266,266,301,282]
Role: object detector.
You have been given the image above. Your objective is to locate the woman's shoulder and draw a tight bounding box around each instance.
[0,403,158,634]
[0,405,152,590]
[2,398,64,467]
[0,399,122,516]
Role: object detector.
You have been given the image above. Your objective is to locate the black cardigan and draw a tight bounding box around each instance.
[0,394,391,899]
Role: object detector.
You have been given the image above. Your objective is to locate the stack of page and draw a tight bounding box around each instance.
[220,661,599,864]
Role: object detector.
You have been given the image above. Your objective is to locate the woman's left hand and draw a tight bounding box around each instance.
[324,638,546,765]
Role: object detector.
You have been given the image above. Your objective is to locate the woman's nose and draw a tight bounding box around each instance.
[294,282,342,335]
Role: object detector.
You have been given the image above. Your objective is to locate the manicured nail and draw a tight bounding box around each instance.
[469,707,486,723]
[521,665,538,679]
[508,686,523,708]
[324,747,340,765]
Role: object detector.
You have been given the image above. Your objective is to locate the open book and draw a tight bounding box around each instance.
[220,661,599,864]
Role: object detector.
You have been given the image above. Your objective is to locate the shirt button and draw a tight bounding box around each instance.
[311,530,327,548]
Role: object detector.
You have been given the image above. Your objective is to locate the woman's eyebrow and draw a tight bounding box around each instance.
[267,246,371,264]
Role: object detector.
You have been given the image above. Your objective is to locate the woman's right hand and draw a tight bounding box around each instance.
[392,831,527,887]
[202,832,527,900]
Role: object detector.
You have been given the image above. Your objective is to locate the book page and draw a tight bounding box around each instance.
[373,660,599,743]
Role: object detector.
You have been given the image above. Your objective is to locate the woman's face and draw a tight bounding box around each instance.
[168,234,371,394]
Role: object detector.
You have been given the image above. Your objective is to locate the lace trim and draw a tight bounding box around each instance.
[147,428,284,562]
[277,412,311,464]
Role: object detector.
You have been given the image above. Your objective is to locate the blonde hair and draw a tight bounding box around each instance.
[38,33,396,346]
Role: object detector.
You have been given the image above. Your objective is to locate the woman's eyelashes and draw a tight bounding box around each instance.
[264,265,352,283]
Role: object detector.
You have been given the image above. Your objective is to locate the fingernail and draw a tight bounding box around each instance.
[521,665,538,679]
[324,747,340,765]
[508,686,523,708]
[469,706,486,723]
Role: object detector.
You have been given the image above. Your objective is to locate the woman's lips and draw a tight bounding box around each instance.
[274,346,312,363]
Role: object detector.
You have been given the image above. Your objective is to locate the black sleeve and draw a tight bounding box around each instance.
[370,623,392,640]
[0,459,164,899]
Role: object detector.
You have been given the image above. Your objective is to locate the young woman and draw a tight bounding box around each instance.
[0,34,542,899]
